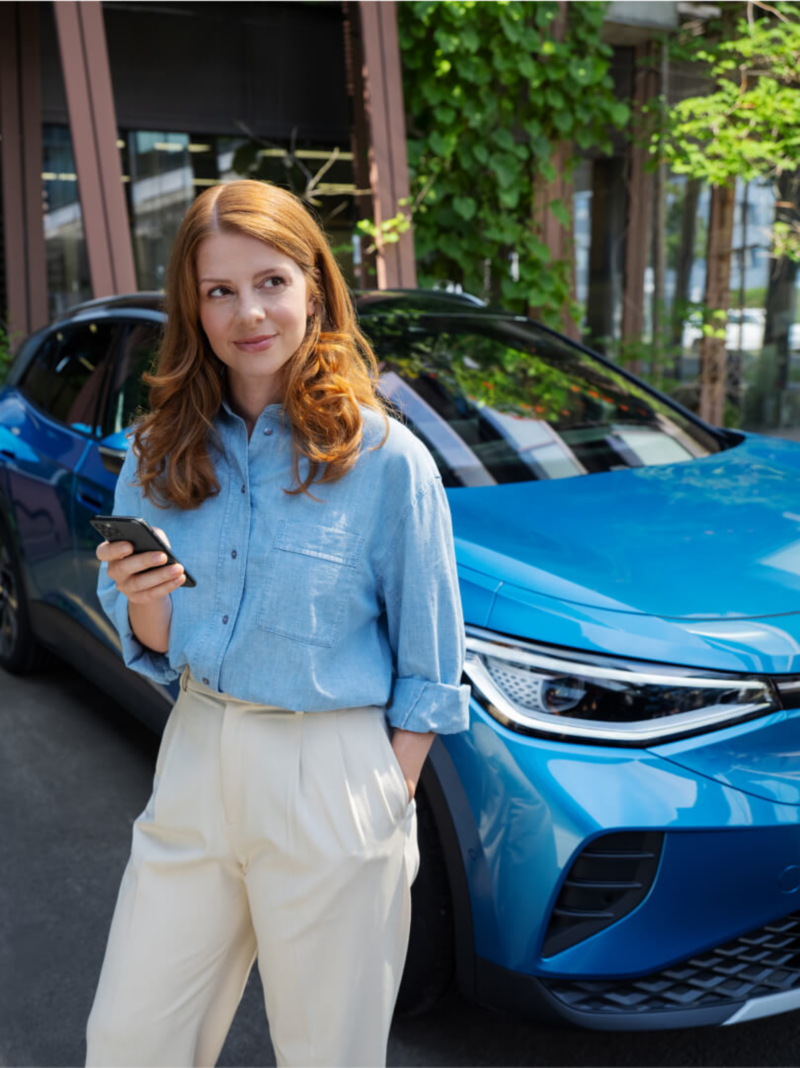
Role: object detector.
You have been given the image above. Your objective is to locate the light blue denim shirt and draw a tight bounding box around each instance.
[97,399,471,734]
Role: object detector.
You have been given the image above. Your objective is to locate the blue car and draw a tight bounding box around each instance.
[2,289,800,1031]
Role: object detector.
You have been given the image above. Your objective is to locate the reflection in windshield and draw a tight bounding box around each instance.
[367,315,721,488]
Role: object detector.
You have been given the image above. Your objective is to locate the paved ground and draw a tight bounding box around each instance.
[3,658,800,1067]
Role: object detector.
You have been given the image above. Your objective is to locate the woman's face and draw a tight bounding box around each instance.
[196,229,315,402]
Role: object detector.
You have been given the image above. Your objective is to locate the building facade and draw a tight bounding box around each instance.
[2,1,799,437]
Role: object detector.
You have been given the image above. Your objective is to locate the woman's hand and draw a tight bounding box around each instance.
[391,728,436,803]
[96,527,186,602]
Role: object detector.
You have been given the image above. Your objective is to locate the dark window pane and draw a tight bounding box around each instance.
[102,320,162,436]
[18,334,61,411]
[365,314,722,488]
[19,322,120,435]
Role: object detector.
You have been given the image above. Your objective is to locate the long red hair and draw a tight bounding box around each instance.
[129,179,390,508]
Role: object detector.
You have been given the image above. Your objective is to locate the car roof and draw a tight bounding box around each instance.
[51,287,493,323]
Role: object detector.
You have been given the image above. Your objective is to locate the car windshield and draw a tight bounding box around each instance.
[364,313,723,488]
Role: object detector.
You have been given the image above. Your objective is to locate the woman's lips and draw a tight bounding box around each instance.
[234,334,277,352]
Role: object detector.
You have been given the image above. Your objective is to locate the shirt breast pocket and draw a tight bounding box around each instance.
[257,520,366,648]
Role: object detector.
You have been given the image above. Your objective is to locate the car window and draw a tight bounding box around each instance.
[18,320,122,436]
[365,314,722,488]
[100,320,163,437]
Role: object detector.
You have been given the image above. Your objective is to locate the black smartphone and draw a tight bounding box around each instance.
[90,515,197,588]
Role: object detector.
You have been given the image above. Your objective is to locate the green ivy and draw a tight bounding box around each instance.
[398,0,628,326]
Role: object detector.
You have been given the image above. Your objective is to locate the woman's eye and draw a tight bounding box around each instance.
[204,277,284,298]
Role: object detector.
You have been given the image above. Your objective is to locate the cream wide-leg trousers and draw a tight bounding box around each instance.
[85,665,420,1068]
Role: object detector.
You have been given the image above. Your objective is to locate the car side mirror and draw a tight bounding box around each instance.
[97,430,129,476]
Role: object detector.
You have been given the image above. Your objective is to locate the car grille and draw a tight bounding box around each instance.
[543,910,800,1014]
[542,831,664,957]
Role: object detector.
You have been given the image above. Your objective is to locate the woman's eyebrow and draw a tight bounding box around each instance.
[199,267,286,284]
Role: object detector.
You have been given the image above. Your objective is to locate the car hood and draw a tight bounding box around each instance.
[448,430,800,621]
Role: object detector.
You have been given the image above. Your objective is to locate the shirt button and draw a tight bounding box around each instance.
[241,484,246,493]
[264,427,273,436]
[231,549,237,559]
[202,677,209,685]
[222,615,228,624]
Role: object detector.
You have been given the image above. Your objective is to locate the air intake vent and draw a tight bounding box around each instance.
[542,831,664,957]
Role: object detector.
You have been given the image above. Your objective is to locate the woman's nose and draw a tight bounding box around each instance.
[236,292,266,323]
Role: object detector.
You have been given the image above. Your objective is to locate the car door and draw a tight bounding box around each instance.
[3,317,125,652]
[72,315,164,639]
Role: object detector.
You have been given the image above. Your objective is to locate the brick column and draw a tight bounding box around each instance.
[0,2,48,346]
[356,1,416,289]
[53,1,136,298]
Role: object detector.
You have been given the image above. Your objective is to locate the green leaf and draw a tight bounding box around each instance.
[568,58,592,86]
[462,26,480,53]
[434,105,456,124]
[530,136,552,160]
[550,198,571,228]
[535,3,556,29]
[492,128,516,151]
[529,237,552,263]
[489,153,519,188]
[428,130,457,158]
[472,143,489,165]
[609,101,631,127]
[498,186,520,209]
[500,16,522,44]
[540,160,557,183]
[553,110,573,135]
[453,195,477,220]
[575,127,594,149]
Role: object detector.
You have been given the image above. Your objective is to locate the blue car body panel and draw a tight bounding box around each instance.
[448,429,800,620]
[446,701,800,979]
[651,709,800,805]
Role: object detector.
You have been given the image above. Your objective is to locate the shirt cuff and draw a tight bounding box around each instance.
[387,675,471,734]
[112,596,180,686]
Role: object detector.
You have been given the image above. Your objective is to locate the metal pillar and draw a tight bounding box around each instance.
[53,1,136,298]
[356,1,416,289]
[0,2,48,347]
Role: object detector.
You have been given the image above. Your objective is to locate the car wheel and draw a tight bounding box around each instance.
[394,784,456,1016]
[0,516,56,675]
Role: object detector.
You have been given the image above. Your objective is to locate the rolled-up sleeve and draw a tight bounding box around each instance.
[96,439,180,685]
[377,473,471,735]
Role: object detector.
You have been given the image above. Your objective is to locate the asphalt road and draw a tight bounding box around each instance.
[3,659,799,1067]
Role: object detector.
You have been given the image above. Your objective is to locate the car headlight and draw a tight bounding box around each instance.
[464,625,778,745]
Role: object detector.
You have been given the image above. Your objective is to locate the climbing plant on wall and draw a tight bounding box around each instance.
[397,0,629,328]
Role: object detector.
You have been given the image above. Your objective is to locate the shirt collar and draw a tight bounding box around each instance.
[218,394,285,423]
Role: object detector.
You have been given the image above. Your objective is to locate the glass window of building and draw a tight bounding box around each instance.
[42,124,92,320]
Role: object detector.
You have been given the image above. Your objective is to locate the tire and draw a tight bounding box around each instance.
[394,783,456,1016]
[0,514,56,675]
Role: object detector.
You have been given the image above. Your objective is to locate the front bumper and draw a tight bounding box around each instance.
[443,701,800,1029]
[474,910,800,1030]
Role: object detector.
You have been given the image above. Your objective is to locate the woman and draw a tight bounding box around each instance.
[85,179,470,1068]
